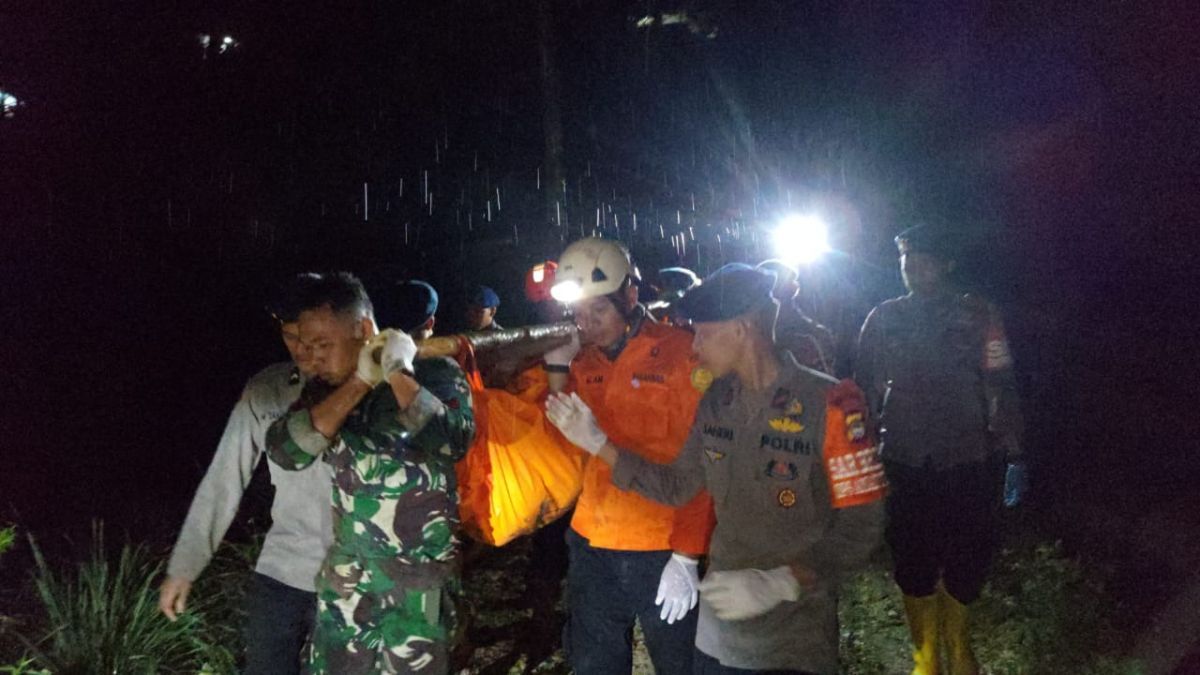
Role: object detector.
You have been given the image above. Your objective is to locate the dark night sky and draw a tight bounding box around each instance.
[1,1,1198,545]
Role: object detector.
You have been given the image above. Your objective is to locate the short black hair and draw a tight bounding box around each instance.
[298,272,375,322]
[267,272,324,323]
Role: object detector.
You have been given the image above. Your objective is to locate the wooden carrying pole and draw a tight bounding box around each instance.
[375,321,576,360]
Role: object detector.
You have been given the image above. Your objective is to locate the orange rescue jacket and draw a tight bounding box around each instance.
[569,319,715,555]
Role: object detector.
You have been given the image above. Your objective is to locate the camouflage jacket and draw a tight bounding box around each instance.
[267,357,475,572]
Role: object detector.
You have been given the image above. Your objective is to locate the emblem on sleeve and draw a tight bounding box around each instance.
[691,367,714,393]
[777,488,797,508]
[845,412,867,442]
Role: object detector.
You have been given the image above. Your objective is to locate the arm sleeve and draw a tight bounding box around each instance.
[610,424,706,508]
[854,307,886,417]
[166,394,262,581]
[810,382,887,579]
[982,308,1025,461]
[265,408,330,471]
[668,489,715,556]
[399,358,476,463]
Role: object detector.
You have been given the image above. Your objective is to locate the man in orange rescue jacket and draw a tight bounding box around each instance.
[541,237,715,675]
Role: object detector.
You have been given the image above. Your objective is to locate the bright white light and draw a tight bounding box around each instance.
[771,214,830,265]
[1,91,19,118]
[550,280,583,303]
[532,266,546,284]
[222,36,234,44]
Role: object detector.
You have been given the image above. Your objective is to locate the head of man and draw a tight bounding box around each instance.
[465,285,500,330]
[295,273,376,386]
[756,259,800,303]
[375,279,439,341]
[895,225,955,296]
[267,272,324,377]
[551,238,639,349]
[679,264,779,380]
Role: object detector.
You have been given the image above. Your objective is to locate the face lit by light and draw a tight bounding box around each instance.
[572,296,627,349]
[298,306,368,386]
[551,280,583,303]
[771,214,829,265]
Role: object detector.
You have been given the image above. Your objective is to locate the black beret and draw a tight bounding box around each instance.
[678,263,776,324]
[374,280,439,333]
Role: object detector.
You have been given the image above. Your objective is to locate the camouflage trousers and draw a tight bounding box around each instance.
[310,554,457,674]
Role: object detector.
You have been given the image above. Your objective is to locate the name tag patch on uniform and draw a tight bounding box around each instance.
[777,488,797,508]
[760,435,814,454]
[633,372,666,385]
[704,447,726,463]
[765,459,799,480]
[703,424,734,440]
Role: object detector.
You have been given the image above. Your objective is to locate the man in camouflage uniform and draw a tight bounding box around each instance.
[267,274,474,674]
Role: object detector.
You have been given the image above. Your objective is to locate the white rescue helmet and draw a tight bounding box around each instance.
[551,238,633,304]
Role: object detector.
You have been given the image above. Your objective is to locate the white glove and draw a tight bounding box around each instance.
[543,331,581,368]
[656,554,700,624]
[355,334,386,387]
[699,566,802,621]
[545,392,608,454]
[378,329,418,377]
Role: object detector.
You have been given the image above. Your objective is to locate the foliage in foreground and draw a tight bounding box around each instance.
[2,525,259,674]
[839,542,1145,675]
[2,528,1148,674]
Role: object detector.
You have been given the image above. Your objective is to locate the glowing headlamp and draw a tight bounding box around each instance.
[550,280,583,303]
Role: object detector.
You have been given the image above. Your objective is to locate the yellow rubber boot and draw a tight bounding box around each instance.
[939,588,979,675]
[902,594,940,675]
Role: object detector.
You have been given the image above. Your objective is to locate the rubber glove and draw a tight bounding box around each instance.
[379,329,418,378]
[1004,461,1028,507]
[355,334,386,387]
[543,330,581,369]
[545,392,608,454]
[656,554,700,624]
[700,566,801,621]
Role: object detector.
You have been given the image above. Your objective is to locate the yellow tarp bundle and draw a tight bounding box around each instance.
[456,367,584,546]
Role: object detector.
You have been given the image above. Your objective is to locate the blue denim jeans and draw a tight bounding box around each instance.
[243,572,317,675]
[564,529,696,675]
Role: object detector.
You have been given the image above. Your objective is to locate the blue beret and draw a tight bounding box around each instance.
[375,280,439,333]
[678,263,776,324]
[471,285,501,308]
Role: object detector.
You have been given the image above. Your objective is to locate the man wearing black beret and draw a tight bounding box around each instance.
[546,263,886,674]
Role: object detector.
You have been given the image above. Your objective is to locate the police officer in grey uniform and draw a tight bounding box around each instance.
[856,225,1025,675]
[545,263,886,675]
